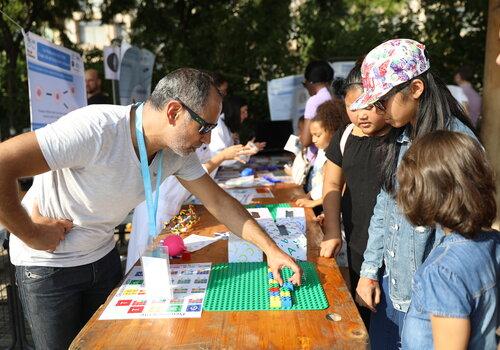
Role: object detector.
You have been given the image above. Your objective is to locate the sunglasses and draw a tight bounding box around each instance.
[174,97,217,134]
[372,81,411,111]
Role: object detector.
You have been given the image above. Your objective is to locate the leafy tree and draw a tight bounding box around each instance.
[296,0,487,87]
[0,0,488,137]
[101,0,297,119]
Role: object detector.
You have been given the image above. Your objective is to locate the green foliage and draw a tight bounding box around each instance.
[0,0,488,138]
[102,0,298,119]
[0,0,91,139]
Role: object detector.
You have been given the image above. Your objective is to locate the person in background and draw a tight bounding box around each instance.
[446,84,470,115]
[212,95,265,156]
[352,39,476,349]
[210,71,229,97]
[296,100,346,212]
[85,69,110,105]
[299,60,334,164]
[397,131,499,350]
[454,65,482,127]
[321,62,391,328]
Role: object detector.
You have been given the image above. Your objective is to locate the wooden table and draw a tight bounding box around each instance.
[70,183,368,349]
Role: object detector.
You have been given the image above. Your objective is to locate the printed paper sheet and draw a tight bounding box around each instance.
[99,263,211,320]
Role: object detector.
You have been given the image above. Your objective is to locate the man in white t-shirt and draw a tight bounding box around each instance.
[0,68,301,350]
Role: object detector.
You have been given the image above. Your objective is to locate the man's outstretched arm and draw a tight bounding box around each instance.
[178,174,302,285]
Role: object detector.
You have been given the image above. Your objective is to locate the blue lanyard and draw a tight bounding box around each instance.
[135,103,163,238]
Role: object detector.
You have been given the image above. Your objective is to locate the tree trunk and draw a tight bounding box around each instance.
[481,0,500,228]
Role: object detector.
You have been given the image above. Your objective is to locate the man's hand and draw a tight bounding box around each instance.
[319,236,342,258]
[356,277,381,312]
[28,202,73,252]
[265,247,302,286]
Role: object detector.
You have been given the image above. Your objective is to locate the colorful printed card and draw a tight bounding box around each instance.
[99,263,211,320]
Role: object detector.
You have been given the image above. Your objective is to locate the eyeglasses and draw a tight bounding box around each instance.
[174,97,217,134]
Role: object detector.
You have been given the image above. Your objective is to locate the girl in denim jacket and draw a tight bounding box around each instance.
[349,39,476,348]
[397,131,499,350]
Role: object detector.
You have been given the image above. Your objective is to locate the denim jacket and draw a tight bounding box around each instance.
[402,232,500,350]
[360,118,477,312]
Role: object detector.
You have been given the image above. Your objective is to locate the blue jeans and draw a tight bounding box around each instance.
[16,247,123,350]
[369,274,406,349]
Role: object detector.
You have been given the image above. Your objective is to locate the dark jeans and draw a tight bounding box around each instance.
[369,274,406,350]
[16,247,123,350]
[347,247,371,329]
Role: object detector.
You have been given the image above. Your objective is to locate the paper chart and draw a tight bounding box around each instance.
[99,263,211,320]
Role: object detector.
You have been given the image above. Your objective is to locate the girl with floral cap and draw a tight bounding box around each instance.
[351,38,476,348]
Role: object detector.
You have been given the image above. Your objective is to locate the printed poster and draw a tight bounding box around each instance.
[119,46,155,105]
[267,74,308,123]
[24,32,86,130]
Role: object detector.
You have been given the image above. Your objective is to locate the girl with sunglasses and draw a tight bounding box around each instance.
[351,39,476,348]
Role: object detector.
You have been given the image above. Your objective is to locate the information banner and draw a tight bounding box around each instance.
[267,74,308,123]
[24,32,86,130]
[330,61,356,79]
[103,45,121,80]
[119,46,155,105]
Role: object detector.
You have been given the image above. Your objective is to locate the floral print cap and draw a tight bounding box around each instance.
[350,39,430,111]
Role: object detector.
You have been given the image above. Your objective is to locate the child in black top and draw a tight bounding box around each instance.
[321,63,391,327]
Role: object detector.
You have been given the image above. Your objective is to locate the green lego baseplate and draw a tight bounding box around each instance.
[244,203,291,220]
[203,261,329,311]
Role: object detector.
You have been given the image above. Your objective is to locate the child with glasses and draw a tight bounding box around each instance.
[350,39,476,348]
[320,62,391,328]
[396,131,499,350]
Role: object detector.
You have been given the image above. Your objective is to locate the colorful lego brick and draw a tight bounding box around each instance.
[282,297,292,309]
[270,296,281,309]
[283,281,294,291]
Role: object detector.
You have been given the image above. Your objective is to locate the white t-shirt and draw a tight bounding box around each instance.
[309,149,327,201]
[125,145,213,272]
[10,104,205,267]
[208,114,233,154]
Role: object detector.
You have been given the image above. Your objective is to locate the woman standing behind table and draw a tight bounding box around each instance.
[210,95,265,162]
[299,60,334,165]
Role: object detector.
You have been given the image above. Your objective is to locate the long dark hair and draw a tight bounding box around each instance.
[222,95,247,133]
[382,70,475,193]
